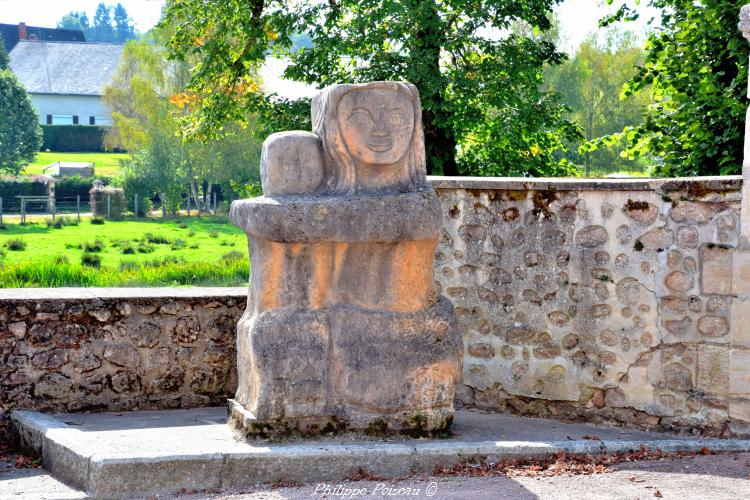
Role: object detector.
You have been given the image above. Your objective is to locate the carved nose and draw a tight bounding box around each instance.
[372,112,389,136]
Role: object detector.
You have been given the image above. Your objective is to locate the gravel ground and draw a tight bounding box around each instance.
[3,449,750,499]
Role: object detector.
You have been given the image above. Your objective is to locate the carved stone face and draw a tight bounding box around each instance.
[336,88,415,167]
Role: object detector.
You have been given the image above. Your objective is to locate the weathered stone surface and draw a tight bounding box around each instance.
[575,225,608,248]
[665,271,695,293]
[260,131,324,196]
[624,200,659,224]
[701,246,733,295]
[230,82,460,437]
[697,315,729,338]
[671,202,710,224]
[637,227,673,250]
[103,344,140,368]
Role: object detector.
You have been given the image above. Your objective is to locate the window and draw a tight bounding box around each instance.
[89,116,95,125]
[72,115,78,125]
[51,115,74,125]
[46,115,52,125]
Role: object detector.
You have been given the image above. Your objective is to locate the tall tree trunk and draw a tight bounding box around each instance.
[410,0,459,176]
[189,179,203,212]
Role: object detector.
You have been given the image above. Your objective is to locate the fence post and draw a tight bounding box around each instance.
[161,193,167,217]
[107,194,111,219]
[134,193,139,218]
[0,197,4,225]
[51,198,56,221]
[213,192,217,215]
[20,197,25,224]
[187,195,191,216]
[76,195,80,222]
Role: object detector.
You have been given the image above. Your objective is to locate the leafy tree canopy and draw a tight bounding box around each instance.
[0,35,9,70]
[0,69,41,174]
[161,0,581,176]
[545,29,648,176]
[609,0,748,176]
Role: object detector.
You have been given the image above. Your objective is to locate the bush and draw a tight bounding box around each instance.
[208,230,219,238]
[82,239,104,252]
[90,216,105,225]
[81,252,101,267]
[41,125,109,152]
[144,233,170,244]
[137,242,155,253]
[54,176,110,200]
[6,238,26,251]
[89,184,125,219]
[121,242,135,254]
[221,251,245,263]
[54,255,69,265]
[45,216,79,228]
[171,238,186,250]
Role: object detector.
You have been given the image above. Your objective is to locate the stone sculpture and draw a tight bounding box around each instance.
[229,81,462,437]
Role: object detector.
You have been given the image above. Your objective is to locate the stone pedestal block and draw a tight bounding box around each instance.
[229,81,462,437]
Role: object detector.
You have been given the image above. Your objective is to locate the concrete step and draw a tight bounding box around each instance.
[11,407,750,499]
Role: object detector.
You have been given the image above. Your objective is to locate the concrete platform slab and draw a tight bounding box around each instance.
[11,407,750,499]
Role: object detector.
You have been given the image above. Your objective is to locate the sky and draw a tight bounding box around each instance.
[0,0,659,54]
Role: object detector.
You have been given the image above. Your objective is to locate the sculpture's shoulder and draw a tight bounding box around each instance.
[230,186,441,243]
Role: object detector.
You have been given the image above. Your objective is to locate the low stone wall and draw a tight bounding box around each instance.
[0,288,245,441]
[431,176,749,435]
[3,175,750,440]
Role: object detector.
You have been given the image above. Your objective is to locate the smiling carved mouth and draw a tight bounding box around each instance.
[366,141,394,152]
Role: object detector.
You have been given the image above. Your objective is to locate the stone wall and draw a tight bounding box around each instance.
[431,176,749,436]
[0,288,245,441]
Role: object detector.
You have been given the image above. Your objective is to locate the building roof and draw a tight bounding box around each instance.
[8,41,123,96]
[0,23,85,52]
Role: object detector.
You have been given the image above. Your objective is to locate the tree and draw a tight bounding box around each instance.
[545,30,648,176]
[0,69,41,174]
[612,0,748,176]
[103,37,262,212]
[113,3,136,43]
[59,4,136,43]
[161,0,580,177]
[0,35,9,69]
[92,3,115,42]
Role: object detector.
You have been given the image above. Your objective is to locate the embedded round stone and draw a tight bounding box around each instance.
[575,225,608,248]
[697,315,729,337]
[638,227,673,251]
[260,131,324,196]
[665,271,694,292]
[624,200,659,224]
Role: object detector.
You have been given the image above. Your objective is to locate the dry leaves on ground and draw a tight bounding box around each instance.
[433,445,714,478]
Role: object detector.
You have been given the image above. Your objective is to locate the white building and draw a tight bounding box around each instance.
[8,40,123,126]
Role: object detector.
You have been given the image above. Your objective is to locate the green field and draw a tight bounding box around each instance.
[23,152,129,177]
[0,216,249,287]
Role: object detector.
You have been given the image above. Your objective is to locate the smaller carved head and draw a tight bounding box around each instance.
[312,81,426,194]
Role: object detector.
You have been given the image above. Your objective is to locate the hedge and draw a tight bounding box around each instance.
[41,125,108,152]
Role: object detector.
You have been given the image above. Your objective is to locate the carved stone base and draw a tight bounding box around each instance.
[230,297,462,438]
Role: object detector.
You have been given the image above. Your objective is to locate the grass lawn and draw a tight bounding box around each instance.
[0,215,249,287]
[23,152,129,177]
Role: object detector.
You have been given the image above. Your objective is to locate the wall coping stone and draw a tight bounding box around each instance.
[428,175,742,192]
[0,287,248,300]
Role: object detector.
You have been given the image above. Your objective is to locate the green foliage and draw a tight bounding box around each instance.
[0,70,41,175]
[161,0,580,177]
[41,125,109,152]
[614,0,749,176]
[6,238,26,251]
[82,239,104,252]
[0,35,9,70]
[81,252,102,267]
[545,30,649,176]
[89,185,125,219]
[90,217,105,225]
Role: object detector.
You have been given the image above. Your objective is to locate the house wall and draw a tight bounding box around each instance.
[30,94,111,125]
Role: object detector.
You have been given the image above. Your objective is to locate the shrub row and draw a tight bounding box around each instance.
[41,125,111,152]
[89,184,126,219]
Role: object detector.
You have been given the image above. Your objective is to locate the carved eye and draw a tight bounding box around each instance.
[388,113,407,126]
[348,109,373,126]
